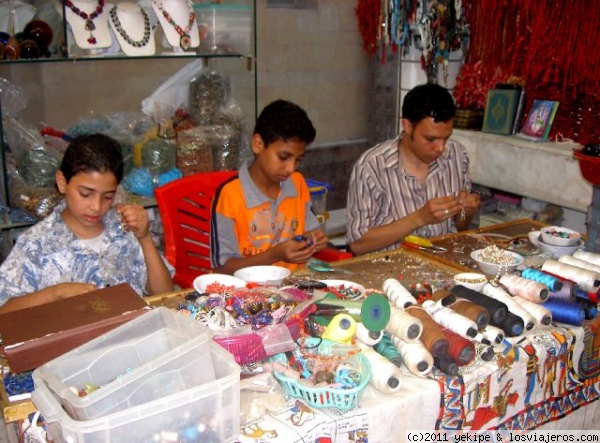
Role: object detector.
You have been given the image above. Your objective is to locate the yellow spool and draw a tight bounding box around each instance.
[322,313,357,344]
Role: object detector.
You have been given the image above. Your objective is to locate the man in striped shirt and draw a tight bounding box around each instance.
[346,83,481,255]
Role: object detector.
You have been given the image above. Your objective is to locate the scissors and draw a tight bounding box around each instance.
[307,258,354,274]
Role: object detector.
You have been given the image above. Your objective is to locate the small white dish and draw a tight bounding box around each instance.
[193,273,247,293]
[234,265,291,286]
[540,226,581,247]
[318,279,366,299]
[537,238,585,259]
[470,249,524,276]
[453,272,488,292]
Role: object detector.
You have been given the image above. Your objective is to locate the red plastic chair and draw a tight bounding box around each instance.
[154,171,237,288]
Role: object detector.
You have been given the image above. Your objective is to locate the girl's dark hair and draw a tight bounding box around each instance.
[60,133,124,183]
[402,83,456,124]
[253,99,316,146]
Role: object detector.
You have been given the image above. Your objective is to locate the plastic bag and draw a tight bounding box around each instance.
[141,59,205,117]
[7,162,61,220]
[188,65,230,126]
[4,116,62,188]
[0,77,28,118]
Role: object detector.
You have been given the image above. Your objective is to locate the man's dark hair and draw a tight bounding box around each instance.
[253,99,316,146]
[401,83,456,124]
[60,133,124,183]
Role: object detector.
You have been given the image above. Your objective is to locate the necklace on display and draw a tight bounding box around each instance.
[153,0,195,50]
[65,0,106,44]
[109,5,151,47]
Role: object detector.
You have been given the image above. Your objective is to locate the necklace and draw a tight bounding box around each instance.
[152,0,195,50]
[109,6,151,48]
[65,0,106,45]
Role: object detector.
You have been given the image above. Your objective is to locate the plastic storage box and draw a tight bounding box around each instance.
[195,4,252,55]
[34,307,213,420]
[32,341,241,443]
[306,179,332,226]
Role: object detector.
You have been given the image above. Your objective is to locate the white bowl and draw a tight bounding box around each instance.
[233,265,291,286]
[318,279,366,299]
[453,272,488,292]
[540,226,581,247]
[470,249,524,276]
[193,273,247,293]
[537,238,585,259]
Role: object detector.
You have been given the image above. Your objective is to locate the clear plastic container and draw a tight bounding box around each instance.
[34,307,213,420]
[33,342,241,443]
[195,4,252,55]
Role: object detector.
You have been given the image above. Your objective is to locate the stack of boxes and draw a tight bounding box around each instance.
[31,308,241,443]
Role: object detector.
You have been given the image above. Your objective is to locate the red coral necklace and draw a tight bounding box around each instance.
[152,0,195,51]
[65,0,105,45]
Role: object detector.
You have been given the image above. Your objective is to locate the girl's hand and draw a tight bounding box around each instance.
[116,204,150,239]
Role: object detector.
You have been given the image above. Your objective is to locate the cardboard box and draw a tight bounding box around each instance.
[0,284,149,373]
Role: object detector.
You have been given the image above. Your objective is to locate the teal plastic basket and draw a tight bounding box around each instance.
[271,339,370,411]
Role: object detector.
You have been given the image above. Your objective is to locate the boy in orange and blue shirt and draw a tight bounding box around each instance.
[210,100,328,274]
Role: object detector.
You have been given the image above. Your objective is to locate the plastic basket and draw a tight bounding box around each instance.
[574,149,600,185]
[213,301,315,365]
[270,339,370,411]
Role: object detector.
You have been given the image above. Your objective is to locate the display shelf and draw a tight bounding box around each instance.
[0,0,257,259]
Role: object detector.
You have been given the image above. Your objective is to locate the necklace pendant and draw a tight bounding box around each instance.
[179,34,191,51]
[85,19,96,31]
[88,32,97,44]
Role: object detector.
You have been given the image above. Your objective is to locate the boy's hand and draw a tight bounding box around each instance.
[276,237,317,263]
[116,204,150,240]
[305,229,328,252]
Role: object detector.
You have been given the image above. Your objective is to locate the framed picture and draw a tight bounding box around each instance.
[519,100,559,141]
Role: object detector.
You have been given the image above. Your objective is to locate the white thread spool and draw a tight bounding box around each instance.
[542,259,600,293]
[422,300,478,339]
[499,274,549,303]
[355,322,383,346]
[514,295,552,327]
[559,255,600,274]
[385,305,423,342]
[573,250,600,267]
[357,342,403,394]
[481,324,505,344]
[391,335,433,377]
[383,278,418,309]
[482,284,536,331]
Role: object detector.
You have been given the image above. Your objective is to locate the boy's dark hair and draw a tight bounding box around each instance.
[60,133,124,183]
[402,83,456,124]
[253,99,316,146]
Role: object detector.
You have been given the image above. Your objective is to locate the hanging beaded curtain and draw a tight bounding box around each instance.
[464,0,600,145]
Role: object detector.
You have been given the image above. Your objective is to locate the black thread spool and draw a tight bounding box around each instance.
[434,355,460,377]
[496,311,525,337]
[450,285,508,325]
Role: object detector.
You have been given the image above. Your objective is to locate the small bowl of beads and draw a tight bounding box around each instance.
[319,279,366,300]
[540,226,581,247]
[234,265,291,287]
[193,273,247,294]
[453,272,488,292]
[470,246,524,276]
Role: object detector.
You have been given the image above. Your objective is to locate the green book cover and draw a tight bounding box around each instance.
[481,88,521,135]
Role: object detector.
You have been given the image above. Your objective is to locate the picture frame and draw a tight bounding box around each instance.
[519,100,559,141]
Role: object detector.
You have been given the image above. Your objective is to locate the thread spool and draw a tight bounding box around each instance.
[559,255,600,274]
[495,311,525,337]
[521,268,563,292]
[575,289,599,304]
[542,299,585,326]
[514,295,552,326]
[391,335,433,377]
[449,285,508,325]
[478,344,495,361]
[499,274,549,303]
[383,278,418,308]
[373,333,404,367]
[541,260,600,293]
[357,344,403,394]
[405,305,449,357]
[355,321,383,346]
[434,355,460,377]
[448,299,490,331]
[573,250,600,267]
[440,328,476,366]
[321,313,357,343]
[575,298,598,320]
[481,324,505,344]
[385,305,423,342]
[482,284,534,332]
[422,300,479,339]
[315,293,391,331]
[430,288,456,307]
